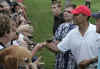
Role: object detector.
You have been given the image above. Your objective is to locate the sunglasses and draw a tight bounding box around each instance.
[67,11,71,13]
[64,10,72,13]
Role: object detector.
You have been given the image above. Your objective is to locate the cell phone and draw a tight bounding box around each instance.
[46,39,53,43]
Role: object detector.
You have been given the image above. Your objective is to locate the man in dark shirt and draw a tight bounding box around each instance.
[53,13,65,35]
[51,1,65,35]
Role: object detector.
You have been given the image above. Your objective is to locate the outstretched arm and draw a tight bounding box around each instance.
[46,40,60,53]
[32,42,46,56]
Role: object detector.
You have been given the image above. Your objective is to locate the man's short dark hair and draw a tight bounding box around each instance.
[51,0,62,7]
[64,4,76,9]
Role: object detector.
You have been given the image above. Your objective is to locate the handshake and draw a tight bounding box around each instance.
[32,39,59,55]
[32,39,60,56]
[34,40,54,49]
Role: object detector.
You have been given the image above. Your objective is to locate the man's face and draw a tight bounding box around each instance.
[9,21,17,40]
[5,28,13,44]
[63,7,73,21]
[51,4,62,15]
[96,18,100,33]
[73,14,88,25]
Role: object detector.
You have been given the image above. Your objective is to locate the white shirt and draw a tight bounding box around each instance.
[0,45,4,50]
[12,33,24,46]
[96,33,100,49]
[0,43,5,50]
[13,40,20,46]
[18,33,24,41]
[57,24,98,64]
[96,33,100,69]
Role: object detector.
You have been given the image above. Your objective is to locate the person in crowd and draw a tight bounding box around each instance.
[0,0,12,15]
[65,0,72,6]
[52,4,77,69]
[0,0,46,69]
[11,24,33,47]
[51,0,57,4]
[0,14,16,69]
[0,14,46,69]
[51,1,65,35]
[0,0,10,9]
[6,18,17,47]
[92,11,100,69]
[0,14,12,48]
[85,0,91,8]
[46,5,98,69]
[10,2,28,26]
[54,4,76,41]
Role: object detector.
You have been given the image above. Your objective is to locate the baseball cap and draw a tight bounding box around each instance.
[71,5,91,16]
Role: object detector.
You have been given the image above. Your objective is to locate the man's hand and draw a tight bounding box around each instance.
[46,41,59,53]
[79,57,98,69]
[46,42,55,47]
[32,42,47,56]
[79,59,91,69]
[36,42,47,49]
[46,40,59,47]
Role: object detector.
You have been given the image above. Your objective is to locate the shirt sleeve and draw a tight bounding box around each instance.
[57,32,71,52]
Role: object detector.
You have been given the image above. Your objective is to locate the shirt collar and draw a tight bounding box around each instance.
[87,23,96,32]
[0,43,6,50]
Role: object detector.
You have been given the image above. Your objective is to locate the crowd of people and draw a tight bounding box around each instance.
[0,0,46,69]
[0,0,100,69]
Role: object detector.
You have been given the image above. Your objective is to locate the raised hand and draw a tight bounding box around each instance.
[32,42,47,56]
[36,42,47,49]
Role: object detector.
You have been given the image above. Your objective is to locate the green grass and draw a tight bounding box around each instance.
[23,0,100,69]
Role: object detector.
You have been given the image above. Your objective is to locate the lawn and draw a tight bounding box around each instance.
[23,0,100,69]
